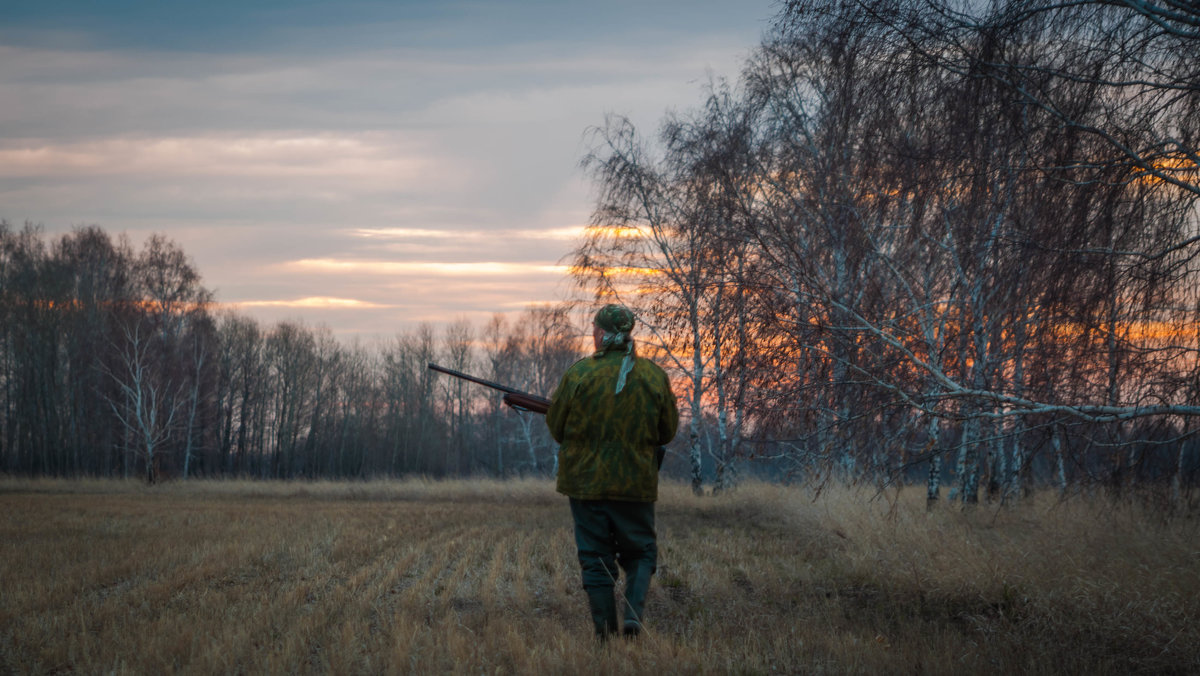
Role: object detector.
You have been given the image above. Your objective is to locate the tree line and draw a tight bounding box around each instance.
[571,0,1200,505]
[4,1,1199,505]
[0,222,586,482]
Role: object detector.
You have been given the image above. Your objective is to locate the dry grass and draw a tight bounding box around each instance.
[1,477,1197,675]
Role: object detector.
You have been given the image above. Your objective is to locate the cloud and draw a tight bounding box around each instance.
[0,0,778,340]
[232,296,395,309]
[0,133,439,184]
[289,258,568,277]
[352,225,586,241]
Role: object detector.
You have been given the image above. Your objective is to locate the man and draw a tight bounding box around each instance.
[547,304,679,641]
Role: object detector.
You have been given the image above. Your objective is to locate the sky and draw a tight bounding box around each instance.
[0,0,778,341]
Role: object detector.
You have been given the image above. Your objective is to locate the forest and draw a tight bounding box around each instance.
[573,0,1200,505]
[0,222,581,483]
[2,0,1199,507]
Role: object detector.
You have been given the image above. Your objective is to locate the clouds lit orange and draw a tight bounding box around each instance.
[232,297,395,309]
[289,258,569,277]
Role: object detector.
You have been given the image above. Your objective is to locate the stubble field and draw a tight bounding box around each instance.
[0,477,1197,675]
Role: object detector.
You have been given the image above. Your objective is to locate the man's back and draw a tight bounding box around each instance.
[549,346,678,502]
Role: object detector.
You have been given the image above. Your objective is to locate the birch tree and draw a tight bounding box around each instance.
[106,318,186,483]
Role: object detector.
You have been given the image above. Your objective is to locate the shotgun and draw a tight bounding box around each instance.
[427,363,666,468]
[427,363,551,414]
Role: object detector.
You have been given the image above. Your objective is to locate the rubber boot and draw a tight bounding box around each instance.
[621,562,653,637]
[585,588,619,641]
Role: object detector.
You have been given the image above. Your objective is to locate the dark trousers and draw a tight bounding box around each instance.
[569,498,657,632]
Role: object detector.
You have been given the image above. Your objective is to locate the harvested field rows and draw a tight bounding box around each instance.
[1,478,1197,674]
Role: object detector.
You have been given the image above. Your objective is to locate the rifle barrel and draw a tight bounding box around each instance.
[427,363,523,396]
[428,363,551,415]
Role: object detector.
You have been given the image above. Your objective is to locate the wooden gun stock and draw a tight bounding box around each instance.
[501,391,551,415]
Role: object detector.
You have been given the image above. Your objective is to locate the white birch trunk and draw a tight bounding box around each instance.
[1052,425,1068,496]
[182,345,205,480]
[987,420,1005,504]
[688,300,704,495]
[1171,437,1189,509]
[926,415,942,509]
[956,414,981,504]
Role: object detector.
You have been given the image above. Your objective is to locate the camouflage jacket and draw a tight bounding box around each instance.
[547,346,679,502]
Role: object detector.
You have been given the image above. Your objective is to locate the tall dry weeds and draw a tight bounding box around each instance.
[0,478,1196,674]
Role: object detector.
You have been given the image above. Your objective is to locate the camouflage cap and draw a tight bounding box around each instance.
[594,304,635,334]
[593,304,637,394]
